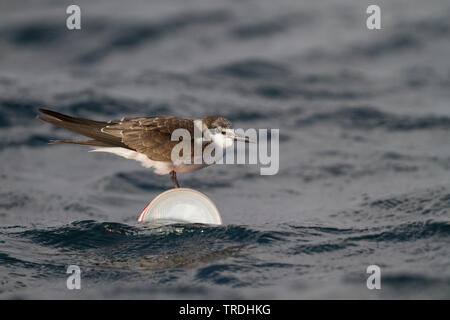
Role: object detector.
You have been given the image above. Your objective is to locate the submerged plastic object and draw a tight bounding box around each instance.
[138,188,222,226]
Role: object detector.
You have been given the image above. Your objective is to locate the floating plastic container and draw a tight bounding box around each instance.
[137,188,222,226]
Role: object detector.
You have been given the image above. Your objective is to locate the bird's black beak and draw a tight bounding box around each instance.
[225,130,255,143]
[234,135,253,143]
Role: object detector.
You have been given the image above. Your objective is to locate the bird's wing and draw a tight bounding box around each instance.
[37,108,128,148]
[37,109,197,162]
[101,117,195,162]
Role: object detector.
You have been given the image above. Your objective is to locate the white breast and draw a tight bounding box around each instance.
[211,132,234,149]
[90,147,210,175]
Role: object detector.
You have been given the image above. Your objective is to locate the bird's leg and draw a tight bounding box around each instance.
[170,170,180,188]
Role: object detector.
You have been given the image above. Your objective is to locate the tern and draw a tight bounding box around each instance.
[37,109,251,188]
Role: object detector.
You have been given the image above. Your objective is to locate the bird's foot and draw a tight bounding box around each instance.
[170,170,180,188]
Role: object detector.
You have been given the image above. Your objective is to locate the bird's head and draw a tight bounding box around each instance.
[202,115,253,148]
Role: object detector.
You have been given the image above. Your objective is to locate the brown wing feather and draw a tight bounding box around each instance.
[37,109,128,148]
[50,139,114,147]
[38,109,197,162]
[102,117,196,162]
[102,117,194,134]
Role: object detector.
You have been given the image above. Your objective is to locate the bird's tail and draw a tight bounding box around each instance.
[49,139,114,147]
[37,108,126,148]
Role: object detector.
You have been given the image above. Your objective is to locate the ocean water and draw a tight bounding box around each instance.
[0,0,449,299]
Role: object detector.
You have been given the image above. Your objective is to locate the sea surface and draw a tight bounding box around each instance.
[0,0,449,299]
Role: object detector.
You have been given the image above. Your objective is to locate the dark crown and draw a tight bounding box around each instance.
[202,115,232,129]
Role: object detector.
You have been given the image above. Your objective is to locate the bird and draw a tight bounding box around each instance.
[37,108,251,188]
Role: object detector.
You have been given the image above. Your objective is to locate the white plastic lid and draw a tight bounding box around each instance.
[138,188,222,226]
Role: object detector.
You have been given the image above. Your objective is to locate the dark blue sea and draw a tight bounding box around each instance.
[0,0,449,299]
